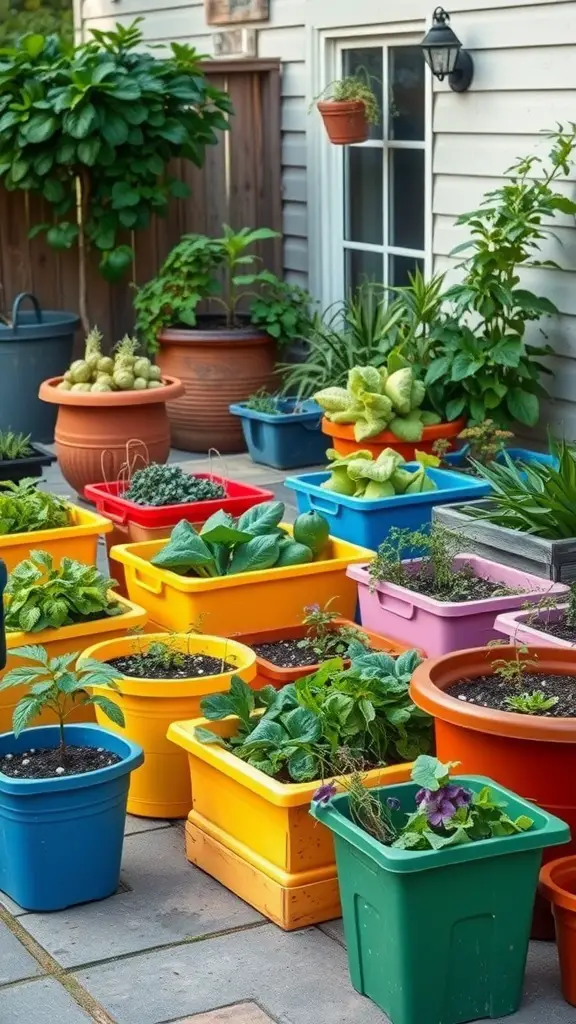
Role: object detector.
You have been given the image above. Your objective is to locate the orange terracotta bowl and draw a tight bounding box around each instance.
[321,416,467,460]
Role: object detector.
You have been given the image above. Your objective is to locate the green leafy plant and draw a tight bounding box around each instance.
[0,645,125,761]
[0,430,33,460]
[150,503,329,578]
[244,390,281,415]
[464,439,576,539]
[0,478,70,535]
[322,446,439,499]
[504,690,559,715]
[4,551,122,633]
[315,74,380,125]
[123,464,225,507]
[0,1,73,47]
[133,226,308,351]
[490,644,539,686]
[297,599,370,660]
[0,20,231,330]
[195,644,430,781]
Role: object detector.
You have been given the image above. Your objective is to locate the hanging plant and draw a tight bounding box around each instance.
[314,73,379,145]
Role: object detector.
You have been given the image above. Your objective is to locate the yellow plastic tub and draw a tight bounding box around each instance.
[0,594,147,734]
[110,526,373,634]
[79,633,257,819]
[0,503,113,572]
[167,715,412,929]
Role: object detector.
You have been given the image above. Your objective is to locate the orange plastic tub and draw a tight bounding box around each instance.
[167,714,412,929]
[321,416,466,461]
[79,634,256,818]
[0,503,112,573]
[540,857,576,1005]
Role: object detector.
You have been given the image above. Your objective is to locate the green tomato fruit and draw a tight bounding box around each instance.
[133,357,151,380]
[113,370,135,390]
[71,382,92,393]
[63,369,73,383]
[57,380,72,391]
[91,381,112,393]
[97,356,115,375]
[148,364,162,382]
[69,359,91,384]
[133,377,148,390]
[147,380,165,389]
[292,511,330,556]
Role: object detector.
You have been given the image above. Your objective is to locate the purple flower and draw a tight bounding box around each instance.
[426,794,458,827]
[386,797,401,811]
[305,604,321,614]
[414,783,472,827]
[313,782,337,805]
[415,788,431,807]
[443,784,472,809]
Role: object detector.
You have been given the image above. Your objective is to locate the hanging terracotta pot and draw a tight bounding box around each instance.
[317,100,368,145]
[155,317,276,453]
[38,375,184,494]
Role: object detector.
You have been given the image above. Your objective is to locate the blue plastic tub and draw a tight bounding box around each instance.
[229,398,325,469]
[285,465,491,550]
[444,446,557,474]
[0,724,143,911]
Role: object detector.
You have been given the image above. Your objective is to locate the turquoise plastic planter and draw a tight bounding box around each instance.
[0,724,143,911]
[0,559,6,670]
[285,465,490,549]
[312,776,569,1024]
[229,398,325,469]
[445,446,557,475]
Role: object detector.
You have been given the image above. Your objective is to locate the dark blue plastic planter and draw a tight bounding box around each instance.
[285,465,491,550]
[444,446,557,476]
[229,398,325,469]
[0,724,143,911]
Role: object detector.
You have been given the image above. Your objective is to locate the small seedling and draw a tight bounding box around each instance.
[244,389,280,415]
[490,644,539,686]
[0,646,124,764]
[297,598,369,660]
[431,438,451,465]
[504,690,559,715]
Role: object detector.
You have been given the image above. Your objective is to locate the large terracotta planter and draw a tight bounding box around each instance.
[317,100,368,144]
[156,322,276,452]
[540,857,576,1005]
[322,416,466,461]
[38,375,184,494]
[410,645,576,940]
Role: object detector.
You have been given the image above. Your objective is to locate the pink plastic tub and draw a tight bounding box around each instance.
[347,555,568,656]
[495,604,575,649]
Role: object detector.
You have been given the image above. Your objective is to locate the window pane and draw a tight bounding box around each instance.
[389,149,425,251]
[345,147,383,245]
[346,249,384,293]
[389,46,425,141]
[342,47,383,141]
[389,255,424,288]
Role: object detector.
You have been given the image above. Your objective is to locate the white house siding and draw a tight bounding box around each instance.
[81,0,576,435]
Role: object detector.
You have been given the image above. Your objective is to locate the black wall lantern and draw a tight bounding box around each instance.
[420,8,474,93]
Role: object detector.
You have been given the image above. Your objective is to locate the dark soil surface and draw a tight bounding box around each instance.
[0,745,121,779]
[402,570,518,603]
[252,635,365,669]
[524,616,576,644]
[107,653,235,679]
[450,673,576,717]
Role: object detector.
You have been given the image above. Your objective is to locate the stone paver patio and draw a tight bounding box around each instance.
[0,451,574,1023]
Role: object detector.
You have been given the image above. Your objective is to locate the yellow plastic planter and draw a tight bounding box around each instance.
[110,526,373,634]
[79,634,257,819]
[0,503,113,573]
[0,594,147,734]
[167,715,412,929]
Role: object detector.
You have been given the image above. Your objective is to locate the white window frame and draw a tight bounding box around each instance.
[307,23,433,309]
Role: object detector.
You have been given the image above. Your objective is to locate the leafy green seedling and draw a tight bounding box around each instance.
[504,690,559,715]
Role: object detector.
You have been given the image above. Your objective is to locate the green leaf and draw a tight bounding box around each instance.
[78,137,101,166]
[200,674,254,726]
[64,102,98,139]
[111,181,140,209]
[288,750,319,782]
[506,388,539,427]
[194,725,227,746]
[99,245,133,282]
[237,501,284,535]
[411,755,453,792]
[491,338,522,368]
[228,535,280,575]
[86,694,125,728]
[151,520,216,575]
[445,396,467,421]
[12,695,43,737]
[24,115,57,144]
[281,706,321,743]
[101,112,129,147]
[10,644,49,665]
[424,827,471,850]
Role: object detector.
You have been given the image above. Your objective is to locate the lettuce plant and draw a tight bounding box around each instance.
[321,447,439,499]
[5,551,122,633]
[0,479,70,535]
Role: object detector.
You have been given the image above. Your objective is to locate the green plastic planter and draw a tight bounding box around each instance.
[312,776,569,1024]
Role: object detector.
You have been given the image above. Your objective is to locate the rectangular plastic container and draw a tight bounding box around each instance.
[111,528,373,635]
[285,465,490,549]
[444,445,556,475]
[84,475,274,543]
[0,443,56,484]
[311,776,569,1024]
[495,604,575,649]
[348,555,568,656]
[0,503,113,572]
[229,398,325,470]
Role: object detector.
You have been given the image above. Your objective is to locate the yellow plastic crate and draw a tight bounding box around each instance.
[0,503,113,572]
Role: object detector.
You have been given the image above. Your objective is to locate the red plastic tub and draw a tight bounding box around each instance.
[84,475,274,542]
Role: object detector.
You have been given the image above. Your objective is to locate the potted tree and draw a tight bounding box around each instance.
[134,228,314,452]
[315,73,380,145]
[0,647,143,911]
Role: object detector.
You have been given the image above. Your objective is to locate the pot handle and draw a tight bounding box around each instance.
[375,589,416,620]
[132,567,164,596]
[11,293,43,329]
[306,494,340,517]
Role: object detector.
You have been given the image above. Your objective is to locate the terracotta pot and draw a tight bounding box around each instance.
[410,645,576,939]
[540,857,576,1004]
[156,322,276,452]
[317,100,368,145]
[321,416,467,461]
[38,375,184,495]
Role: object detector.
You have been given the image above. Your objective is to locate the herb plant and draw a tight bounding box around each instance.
[316,74,380,125]
[0,646,125,762]
[151,503,328,578]
[490,645,539,686]
[244,390,281,415]
[0,21,231,331]
[196,646,431,781]
[0,431,33,461]
[0,479,70,535]
[5,551,121,634]
[458,421,514,465]
[297,600,369,660]
[504,691,559,715]
[124,464,225,507]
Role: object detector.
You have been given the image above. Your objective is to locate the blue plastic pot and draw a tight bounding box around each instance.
[229,398,325,469]
[444,446,557,476]
[0,724,143,911]
[285,465,490,550]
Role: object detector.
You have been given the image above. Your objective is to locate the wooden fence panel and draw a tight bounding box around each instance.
[0,60,282,351]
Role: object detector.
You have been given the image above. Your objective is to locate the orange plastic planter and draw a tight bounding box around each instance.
[321,416,466,461]
[0,503,112,573]
[411,645,576,939]
[233,619,417,689]
[540,857,576,1004]
[167,714,412,929]
[0,594,147,733]
[79,634,256,818]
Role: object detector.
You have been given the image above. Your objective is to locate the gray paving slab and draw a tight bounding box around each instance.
[319,917,344,945]
[178,454,288,485]
[17,825,263,967]
[74,924,388,1024]
[0,919,43,986]
[0,977,92,1023]
[124,813,172,836]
